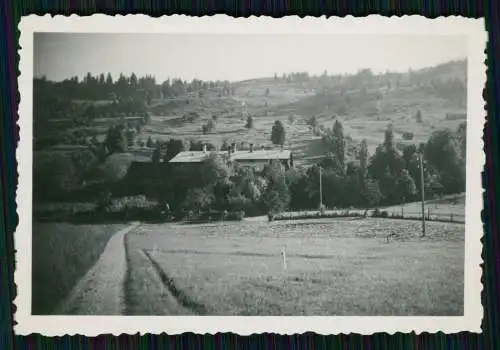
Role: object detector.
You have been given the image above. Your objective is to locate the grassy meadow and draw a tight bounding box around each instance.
[125,218,464,316]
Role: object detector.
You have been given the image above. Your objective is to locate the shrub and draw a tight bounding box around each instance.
[182,210,244,223]
[402,132,414,140]
[380,211,389,218]
[226,210,245,221]
[184,112,199,122]
[202,119,215,134]
[105,195,156,213]
[308,116,318,128]
[313,127,323,136]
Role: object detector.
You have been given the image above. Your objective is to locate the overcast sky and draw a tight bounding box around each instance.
[34,33,467,82]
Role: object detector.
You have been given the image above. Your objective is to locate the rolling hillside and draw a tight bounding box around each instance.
[139,60,467,164]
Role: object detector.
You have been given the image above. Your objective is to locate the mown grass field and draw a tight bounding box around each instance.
[32,222,128,314]
[125,218,464,316]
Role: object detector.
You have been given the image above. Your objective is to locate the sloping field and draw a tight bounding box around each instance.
[142,112,322,163]
[272,86,465,154]
[141,75,466,161]
[125,218,464,316]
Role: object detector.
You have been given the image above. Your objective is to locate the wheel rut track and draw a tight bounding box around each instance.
[140,249,209,315]
[54,222,141,315]
[123,230,209,315]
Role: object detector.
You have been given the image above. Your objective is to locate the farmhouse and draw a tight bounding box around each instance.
[124,148,162,185]
[169,143,294,170]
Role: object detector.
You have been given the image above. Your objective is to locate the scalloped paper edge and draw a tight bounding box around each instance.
[14,14,486,336]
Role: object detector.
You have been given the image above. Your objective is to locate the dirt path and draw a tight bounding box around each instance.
[54,222,141,315]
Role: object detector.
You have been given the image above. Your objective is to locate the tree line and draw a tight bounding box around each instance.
[34,73,233,103]
[311,120,466,208]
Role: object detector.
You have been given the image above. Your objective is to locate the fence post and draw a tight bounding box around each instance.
[427,208,431,220]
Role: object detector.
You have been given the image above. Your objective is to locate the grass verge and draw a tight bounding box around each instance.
[32,222,127,314]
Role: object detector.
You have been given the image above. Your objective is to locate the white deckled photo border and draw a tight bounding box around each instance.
[15,14,486,336]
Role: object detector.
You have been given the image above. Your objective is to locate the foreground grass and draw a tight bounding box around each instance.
[126,218,464,316]
[32,222,127,314]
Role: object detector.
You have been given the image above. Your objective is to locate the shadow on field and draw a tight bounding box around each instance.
[141,249,209,315]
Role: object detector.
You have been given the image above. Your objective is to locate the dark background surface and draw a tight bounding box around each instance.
[0,0,497,349]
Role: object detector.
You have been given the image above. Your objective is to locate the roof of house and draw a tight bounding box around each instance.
[169,149,291,163]
[168,151,213,163]
[130,148,154,163]
[230,150,291,161]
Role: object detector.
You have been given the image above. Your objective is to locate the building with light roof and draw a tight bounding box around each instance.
[168,143,294,170]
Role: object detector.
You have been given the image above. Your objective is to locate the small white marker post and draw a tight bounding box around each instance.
[282,247,287,270]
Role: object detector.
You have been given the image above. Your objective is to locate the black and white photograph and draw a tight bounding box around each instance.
[15,15,485,335]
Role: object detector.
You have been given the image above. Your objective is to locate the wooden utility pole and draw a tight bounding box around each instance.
[420,154,426,237]
[319,167,323,209]
[282,247,287,270]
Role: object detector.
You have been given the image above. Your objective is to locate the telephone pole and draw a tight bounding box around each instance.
[319,167,323,209]
[419,153,426,237]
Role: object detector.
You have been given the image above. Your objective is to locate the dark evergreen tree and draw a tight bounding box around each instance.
[105,124,128,154]
[246,116,254,129]
[358,139,369,175]
[271,120,285,146]
[146,136,154,148]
